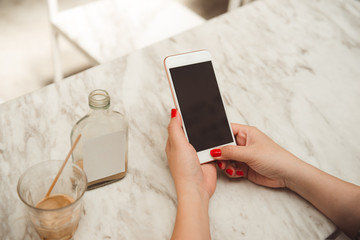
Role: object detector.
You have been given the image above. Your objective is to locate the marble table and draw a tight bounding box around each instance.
[1,0,360,239]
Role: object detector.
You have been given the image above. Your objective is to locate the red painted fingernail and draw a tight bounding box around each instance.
[236,170,244,176]
[171,109,177,118]
[217,162,223,169]
[226,168,234,176]
[210,149,221,157]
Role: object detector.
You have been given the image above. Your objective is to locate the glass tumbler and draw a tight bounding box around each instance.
[17,161,87,240]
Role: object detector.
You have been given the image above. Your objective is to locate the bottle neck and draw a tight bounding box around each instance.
[90,105,110,111]
[88,89,110,110]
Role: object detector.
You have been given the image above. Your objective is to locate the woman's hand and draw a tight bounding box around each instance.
[166,109,216,240]
[211,123,303,188]
[212,123,360,238]
[166,109,217,199]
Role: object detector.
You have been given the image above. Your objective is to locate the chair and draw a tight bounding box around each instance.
[47,0,205,82]
[227,0,255,12]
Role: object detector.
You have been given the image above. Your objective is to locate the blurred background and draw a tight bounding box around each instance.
[0,0,233,103]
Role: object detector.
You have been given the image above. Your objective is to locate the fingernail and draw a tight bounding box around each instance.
[236,170,244,176]
[210,149,221,157]
[226,168,233,176]
[171,109,177,118]
[217,162,223,169]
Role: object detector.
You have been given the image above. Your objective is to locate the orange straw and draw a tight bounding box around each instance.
[45,134,82,198]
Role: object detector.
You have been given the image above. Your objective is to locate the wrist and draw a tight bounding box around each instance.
[172,183,211,239]
[284,157,314,191]
[176,183,210,206]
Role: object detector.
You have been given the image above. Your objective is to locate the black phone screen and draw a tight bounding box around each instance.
[170,61,233,152]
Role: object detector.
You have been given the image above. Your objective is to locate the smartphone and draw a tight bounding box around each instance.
[164,50,235,164]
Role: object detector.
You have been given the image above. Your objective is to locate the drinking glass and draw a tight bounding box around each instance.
[17,160,87,240]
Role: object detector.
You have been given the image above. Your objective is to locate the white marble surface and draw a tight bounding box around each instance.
[54,0,205,63]
[1,0,360,239]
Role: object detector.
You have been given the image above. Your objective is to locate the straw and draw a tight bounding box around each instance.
[45,134,82,198]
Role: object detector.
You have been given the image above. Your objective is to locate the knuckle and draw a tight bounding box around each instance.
[167,122,175,132]
[223,145,235,156]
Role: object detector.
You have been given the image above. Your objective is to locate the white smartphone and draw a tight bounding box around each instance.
[164,50,236,164]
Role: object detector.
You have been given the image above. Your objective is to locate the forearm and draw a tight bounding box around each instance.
[286,159,360,238]
[172,188,211,240]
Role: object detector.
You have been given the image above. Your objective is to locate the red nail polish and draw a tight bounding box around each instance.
[210,149,221,157]
[171,109,177,118]
[236,170,244,176]
[226,168,233,176]
[217,162,223,169]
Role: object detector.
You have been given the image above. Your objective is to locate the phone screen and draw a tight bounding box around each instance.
[170,61,233,152]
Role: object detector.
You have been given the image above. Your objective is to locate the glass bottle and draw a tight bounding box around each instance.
[71,89,128,190]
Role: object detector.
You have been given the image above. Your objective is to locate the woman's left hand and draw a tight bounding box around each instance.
[166,109,217,199]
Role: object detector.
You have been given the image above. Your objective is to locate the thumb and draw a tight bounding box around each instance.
[168,109,188,146]
[212,145,252,164]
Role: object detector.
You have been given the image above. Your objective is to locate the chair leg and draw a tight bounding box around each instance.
[227,0,242,12]
[50,28,63,82]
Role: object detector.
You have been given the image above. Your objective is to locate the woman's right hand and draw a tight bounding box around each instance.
[211,124,304,188]
[213,124,360,238]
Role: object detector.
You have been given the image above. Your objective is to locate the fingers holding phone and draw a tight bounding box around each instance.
[211,124,300,188]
